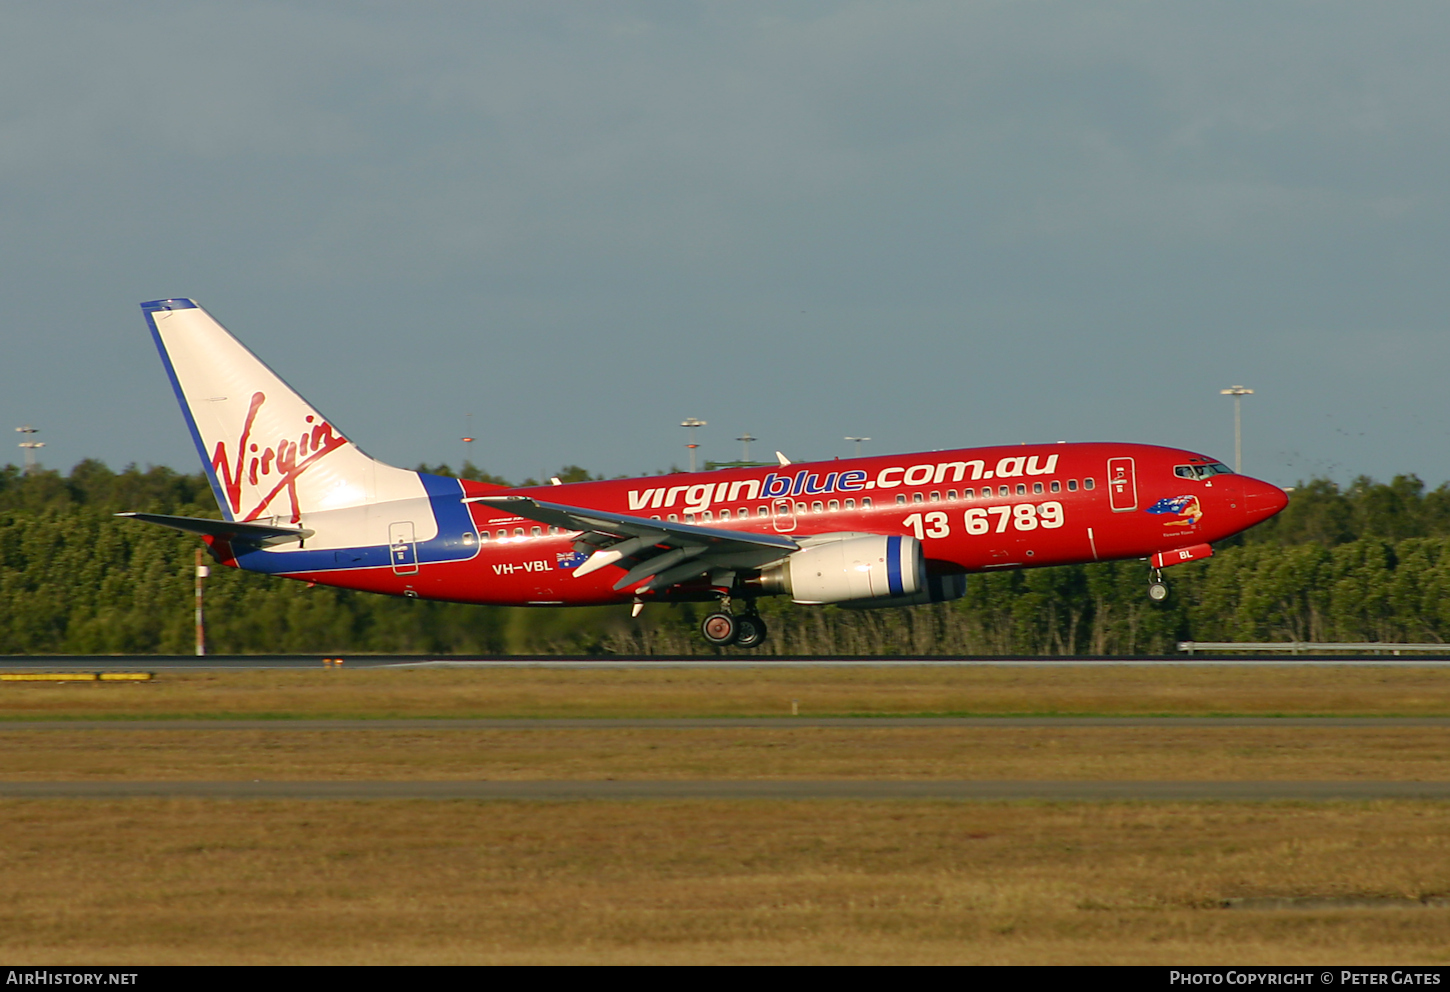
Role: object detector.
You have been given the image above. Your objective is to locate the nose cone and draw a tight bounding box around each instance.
[1241,476,1289,521]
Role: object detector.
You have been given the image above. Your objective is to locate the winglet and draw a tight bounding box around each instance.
[776,451,792,466]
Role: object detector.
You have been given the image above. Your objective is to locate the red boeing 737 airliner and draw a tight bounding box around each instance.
[122,299,1288,648]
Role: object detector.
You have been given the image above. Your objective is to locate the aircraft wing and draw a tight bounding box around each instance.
[116,512,313,545]
[465,495,797,592]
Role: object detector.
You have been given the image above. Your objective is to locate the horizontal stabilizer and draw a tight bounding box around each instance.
[116,512,313,544]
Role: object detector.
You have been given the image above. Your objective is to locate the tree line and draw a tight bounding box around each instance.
[3,460,1450,655]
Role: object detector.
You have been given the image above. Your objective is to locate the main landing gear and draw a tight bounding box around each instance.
[700,601,769,649]
[1147,567,1169,602]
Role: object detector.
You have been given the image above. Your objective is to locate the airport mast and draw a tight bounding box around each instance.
[15,425,43,473]
[681,418,706,472]
[1219,386,1253,473]
[736,433,756,463]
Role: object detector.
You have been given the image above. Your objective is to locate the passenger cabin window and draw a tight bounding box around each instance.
[896,494,907,505]
[757,506,768,517]
[1067,480,1078,492]
[828,499,840,511]
[963,488,974,499]
[496,529,508,540]
[862,497,873,508]
[811,501,823,513]
[530,527,542,536]
[796,502,807,513]
[1050,481,1061,493]
[912,493,924,504]
[1015,484,1026,496]
[845,499,856,509]
[947,490,958,501]
[999,485,1010,497]
[1084,478,1095,490]
[719,509,730,520]
[929,491,941,502]
[684,513,696,523]
[467,533,480,545]
[701,511,712,521]
[668,514,679,522]
[514,528,525,537]
[1033,482,1043,494]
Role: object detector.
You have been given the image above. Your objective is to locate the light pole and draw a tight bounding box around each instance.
[845,436,871,458]
[1219,386,1253,474]
[736,433,756,463]
[195,548,209,657]
[681,418,707,472]
[15,425,43,474]
[461,412,474,475]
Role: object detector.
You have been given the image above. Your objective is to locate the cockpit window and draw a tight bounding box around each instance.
[1174,462,1234,480]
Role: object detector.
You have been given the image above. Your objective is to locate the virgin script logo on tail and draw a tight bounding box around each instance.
[209,391,349,523]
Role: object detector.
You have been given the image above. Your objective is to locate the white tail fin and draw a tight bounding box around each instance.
[142,299,424,523]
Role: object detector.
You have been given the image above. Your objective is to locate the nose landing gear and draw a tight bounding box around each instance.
[1148,567,1169,602]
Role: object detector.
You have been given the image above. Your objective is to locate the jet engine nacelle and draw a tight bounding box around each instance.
[838,572,967,609]
[761,535,926,605]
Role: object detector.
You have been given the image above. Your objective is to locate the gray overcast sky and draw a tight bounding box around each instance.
[4,1,1450,488]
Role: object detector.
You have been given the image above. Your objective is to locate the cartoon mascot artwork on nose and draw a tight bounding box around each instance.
[1146,494,1204,527]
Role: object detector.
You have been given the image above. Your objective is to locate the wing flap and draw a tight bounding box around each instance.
[465,495,796,591]
[464,496,797,551]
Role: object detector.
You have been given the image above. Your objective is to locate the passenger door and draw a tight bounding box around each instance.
[1107,457,1138,512]
[389,521,419,574]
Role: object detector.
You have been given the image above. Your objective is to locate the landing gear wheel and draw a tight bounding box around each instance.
[701,612,739,647]
[1148,581,1169,602]
[733,615,768,649]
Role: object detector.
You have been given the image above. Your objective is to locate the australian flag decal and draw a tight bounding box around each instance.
[1146,494,1204,526]
[1147,495,1195,515]
[556,551,589,570]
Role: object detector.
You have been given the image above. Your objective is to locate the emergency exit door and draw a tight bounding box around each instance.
[772,498,797,533]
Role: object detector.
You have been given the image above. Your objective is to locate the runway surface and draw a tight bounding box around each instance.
[2,780,1447,800]
[2,717,1448,731]
[5,654,1450,669]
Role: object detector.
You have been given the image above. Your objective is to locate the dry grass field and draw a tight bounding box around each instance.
[1,664,1447,964]
[1,664,1447,719]
[1,800,1447,965]
[2,725,1448,781]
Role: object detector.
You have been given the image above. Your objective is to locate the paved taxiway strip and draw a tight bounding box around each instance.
[6,655,1450,670]
[2,717,1449,731]
[2,780,1448,800]
[397,659,1450,669]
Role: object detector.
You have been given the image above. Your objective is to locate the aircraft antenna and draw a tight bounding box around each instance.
[845,436,871,458]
